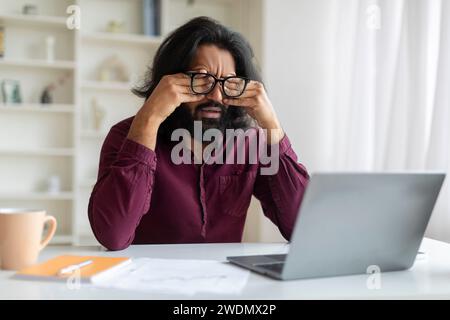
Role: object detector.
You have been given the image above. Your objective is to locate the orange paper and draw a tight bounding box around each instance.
[15,255,130,282]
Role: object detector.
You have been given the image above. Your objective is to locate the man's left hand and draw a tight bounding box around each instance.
[223,80,284,144]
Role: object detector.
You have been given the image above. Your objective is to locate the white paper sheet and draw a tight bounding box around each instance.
[92,258,250,296]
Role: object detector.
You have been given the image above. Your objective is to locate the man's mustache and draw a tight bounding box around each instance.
[195,101,227,113]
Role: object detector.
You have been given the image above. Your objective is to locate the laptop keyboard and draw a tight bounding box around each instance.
[252,254,287,274]
[255,262,285,273]
[262,254,287,262]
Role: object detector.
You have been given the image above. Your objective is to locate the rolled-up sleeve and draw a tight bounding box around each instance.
[88,122,157,251]
[253,134,310,240]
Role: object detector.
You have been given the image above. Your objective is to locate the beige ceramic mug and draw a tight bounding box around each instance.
[0,208,57,270]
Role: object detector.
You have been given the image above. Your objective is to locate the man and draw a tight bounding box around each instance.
[88,16,309,251]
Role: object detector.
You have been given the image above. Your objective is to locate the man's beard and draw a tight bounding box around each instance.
[156,100,251,144]
[183,101,233,136]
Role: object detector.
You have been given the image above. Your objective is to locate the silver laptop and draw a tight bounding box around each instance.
[227,172,445,280]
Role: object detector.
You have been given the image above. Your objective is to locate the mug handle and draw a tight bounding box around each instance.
[39,216,57,251]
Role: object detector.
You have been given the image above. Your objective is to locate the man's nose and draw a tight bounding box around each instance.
[205,83,223,103]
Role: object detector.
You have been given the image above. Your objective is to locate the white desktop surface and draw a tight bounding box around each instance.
[1,238,450,299]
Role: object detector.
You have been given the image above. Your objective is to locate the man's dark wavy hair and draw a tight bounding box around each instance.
[132,16,262,143]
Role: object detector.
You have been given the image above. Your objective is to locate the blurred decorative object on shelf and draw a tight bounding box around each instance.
[45,35,55,62]
[0,23,4,58]
[47,175,61,194]
[22,4,38,15]
[91,98,106,131]
[142,0,161,36]
[98,55,130,82]
[40,72,71,105]
[106,20,125,33]
[40,86,53,104]
[1,79,22,104]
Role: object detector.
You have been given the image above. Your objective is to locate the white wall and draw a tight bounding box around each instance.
[262,0,335,173]
[243,0,336,242]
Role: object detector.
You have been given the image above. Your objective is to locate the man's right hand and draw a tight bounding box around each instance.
[127,73,204,150]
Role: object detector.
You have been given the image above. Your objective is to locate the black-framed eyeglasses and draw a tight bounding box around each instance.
[185,71,250,98]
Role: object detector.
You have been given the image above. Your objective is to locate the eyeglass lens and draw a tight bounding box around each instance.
[191,73,246,97]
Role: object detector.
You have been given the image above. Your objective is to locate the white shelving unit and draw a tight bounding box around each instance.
[0,148,74,157]
[0,58,75,70]
[0,13,67,27]
[0,192,74,200]
[0,0,262,245]
[0,103,74,113]
[80,80,134,91]
[81,31,162,45]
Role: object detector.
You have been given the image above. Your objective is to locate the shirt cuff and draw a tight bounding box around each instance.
[119,138,157,167]
[277,134,292,156]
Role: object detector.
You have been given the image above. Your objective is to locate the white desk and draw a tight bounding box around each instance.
[1,238,450,299]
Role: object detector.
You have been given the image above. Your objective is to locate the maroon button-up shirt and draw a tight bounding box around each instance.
[88,116,309,250]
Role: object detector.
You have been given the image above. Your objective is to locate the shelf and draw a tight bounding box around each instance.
[80,130,108,139]
[0,58,75,70]
[0,192,74,200]
[81,80,133,91]
[0,13,67,28]
[81,31,162,46]
[0,148,74,157]
[51,235,73,245]
[79,178,97,189]
[0,103,74,113]
[74,234,98,246]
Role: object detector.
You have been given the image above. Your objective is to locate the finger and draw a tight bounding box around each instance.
[191,76,215,91]
[225,89,258,100]
[225,82,259,93]
[191,82,213,93]
[224,88,257,98]
[226,83,259,91]
[173,77,213,88]
[245,80,265,91]
[165,73,193,86]
[173,72,192,79]
[176,75,214,93]
[170,83,201,95]
[179,92,204,103]
[178,88,196,95]
[223,97,256,107]
[223,82,243,92]
[225,78,246,86]
[169,77,191,87]
[223,78,249,94]
[172,72,215,86]
[223,86,259,98]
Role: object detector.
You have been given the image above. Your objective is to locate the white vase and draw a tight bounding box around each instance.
[47,175,61,194]
[45,36,55,62]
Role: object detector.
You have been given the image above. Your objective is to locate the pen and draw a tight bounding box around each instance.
[57,260,93,276]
